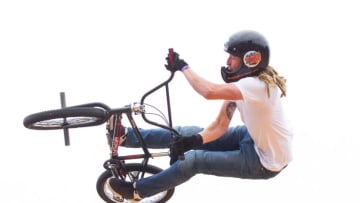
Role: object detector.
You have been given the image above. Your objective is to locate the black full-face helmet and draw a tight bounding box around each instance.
[221,30,270,83]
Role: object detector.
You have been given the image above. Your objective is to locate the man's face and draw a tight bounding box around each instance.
[226,54,242,72]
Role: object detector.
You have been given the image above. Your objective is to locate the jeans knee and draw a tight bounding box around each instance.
[177,150,198,178]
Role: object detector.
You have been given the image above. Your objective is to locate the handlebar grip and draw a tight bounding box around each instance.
[168,48,174,66]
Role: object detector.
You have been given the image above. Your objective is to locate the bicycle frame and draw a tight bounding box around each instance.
[106,111,169,180]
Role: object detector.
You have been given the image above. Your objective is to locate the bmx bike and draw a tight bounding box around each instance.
[23,50,183,203]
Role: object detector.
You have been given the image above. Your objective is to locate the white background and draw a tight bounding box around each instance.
[1,0,360,202]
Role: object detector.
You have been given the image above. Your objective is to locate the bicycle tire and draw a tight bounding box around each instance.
[96,163,174,203]
[23,107,108,130]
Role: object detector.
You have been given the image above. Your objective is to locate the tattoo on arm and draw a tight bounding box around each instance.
[226,102,237,120]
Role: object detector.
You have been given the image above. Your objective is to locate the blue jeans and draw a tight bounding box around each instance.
[124,125,280,198]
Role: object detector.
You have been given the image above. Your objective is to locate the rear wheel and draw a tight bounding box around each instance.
[23,107,107,130]
[96,163,174,203]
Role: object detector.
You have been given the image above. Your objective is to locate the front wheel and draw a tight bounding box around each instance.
[96,163,174,203]
[23,107,107,130]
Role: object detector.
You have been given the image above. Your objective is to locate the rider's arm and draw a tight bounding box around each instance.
[198,100,237,143]
[182,67,243,100]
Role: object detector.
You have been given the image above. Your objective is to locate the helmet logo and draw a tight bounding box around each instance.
[244,51,261,68]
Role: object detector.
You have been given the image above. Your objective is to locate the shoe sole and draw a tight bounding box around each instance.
[105,179,125,202]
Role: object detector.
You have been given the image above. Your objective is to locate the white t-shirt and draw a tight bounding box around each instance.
[234,77,293,171]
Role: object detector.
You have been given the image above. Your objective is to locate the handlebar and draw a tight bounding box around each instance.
[139,48,181,137]
[59,48,184,159]
[138,60,184,160]
[139,71,180,138]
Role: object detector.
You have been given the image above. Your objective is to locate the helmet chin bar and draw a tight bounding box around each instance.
[221,66,262,83]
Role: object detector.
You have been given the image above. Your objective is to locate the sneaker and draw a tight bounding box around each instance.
[107,178,134,199]
[106,116,128,147]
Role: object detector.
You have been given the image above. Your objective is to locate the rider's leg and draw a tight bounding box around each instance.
[124,126,203,148]
[197,125,244,151]
[134,125,279,198]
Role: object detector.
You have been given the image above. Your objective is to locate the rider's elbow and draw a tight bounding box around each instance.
[201,90,215,100]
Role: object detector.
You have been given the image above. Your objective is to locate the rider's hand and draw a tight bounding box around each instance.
[169,134,203,165]
[165,52,189,72]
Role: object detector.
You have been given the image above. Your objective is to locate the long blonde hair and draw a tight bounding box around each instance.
[257,66,287,98]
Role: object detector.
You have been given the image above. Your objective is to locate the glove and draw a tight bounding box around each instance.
[165,52,188,72]
[169,134,203,165]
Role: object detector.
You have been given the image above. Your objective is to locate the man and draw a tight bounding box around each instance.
[108,30,293,199]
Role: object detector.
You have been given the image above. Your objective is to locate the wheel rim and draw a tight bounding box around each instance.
[30,117,101,129]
